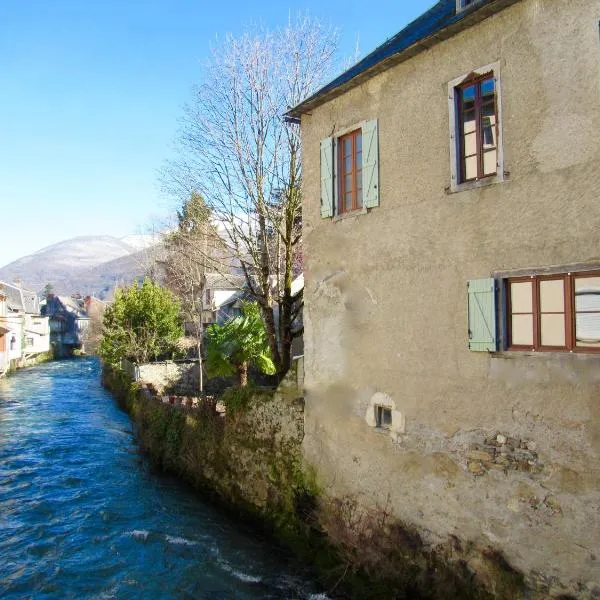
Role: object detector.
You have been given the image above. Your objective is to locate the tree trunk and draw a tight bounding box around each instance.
[197,340,203,395]
[280,195,295,380]
[261,301,281,374]
[237,361,248,387]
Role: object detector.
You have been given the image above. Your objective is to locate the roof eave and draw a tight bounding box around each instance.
[286,0,520,119]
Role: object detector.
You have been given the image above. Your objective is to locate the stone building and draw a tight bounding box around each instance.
[288,0,600,596]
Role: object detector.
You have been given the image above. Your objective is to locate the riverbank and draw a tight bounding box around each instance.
[0,358,323,598]
[1,350,54,377]
[101,366,319,546]
[102,366,530,600]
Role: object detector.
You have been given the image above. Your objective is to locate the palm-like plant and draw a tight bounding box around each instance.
[205,301,276,387]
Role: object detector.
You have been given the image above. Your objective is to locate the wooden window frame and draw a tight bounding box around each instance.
[457,73,498,184]
[375,405,392,430]
[507,272,600,353]
[337,128,363,215]
[447,62,504,194]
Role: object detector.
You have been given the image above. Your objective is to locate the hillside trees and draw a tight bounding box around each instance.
[43,283,54,298]
[99,278,183,366]
[163,15,339,378]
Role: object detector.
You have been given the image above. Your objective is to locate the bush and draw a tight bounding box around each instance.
[99,278,184,366]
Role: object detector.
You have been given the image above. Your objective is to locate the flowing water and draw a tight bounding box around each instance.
[0,358,326,599]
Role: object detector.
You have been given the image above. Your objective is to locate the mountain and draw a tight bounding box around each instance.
[0,235,161,299]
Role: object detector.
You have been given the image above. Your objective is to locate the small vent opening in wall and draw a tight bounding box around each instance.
[375,405,392,430]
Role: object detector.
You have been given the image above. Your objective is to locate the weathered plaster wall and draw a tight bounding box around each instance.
[0,335,6,374]
[2,316,23,362]
[301,0,600,597]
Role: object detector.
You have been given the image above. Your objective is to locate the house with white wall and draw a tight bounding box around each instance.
[202,273,246,325]
[0,294,8,374]
[0,281,50,368]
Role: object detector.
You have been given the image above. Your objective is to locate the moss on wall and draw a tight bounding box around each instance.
[102,366,530,600]
[102,367,315,541]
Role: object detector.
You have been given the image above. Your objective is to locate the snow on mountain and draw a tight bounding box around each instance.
[0,235,161,298]
[120,234,160,251]
[28,236,134,267]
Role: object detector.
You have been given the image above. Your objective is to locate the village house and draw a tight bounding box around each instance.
[41,295,90,357]
[0,293,8,375]
[0,281,50,373]
[288,0,600,596]
[202,273,246,326]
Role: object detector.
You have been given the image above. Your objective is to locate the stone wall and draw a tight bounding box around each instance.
[102,366,313,544]
[124,359,201,396]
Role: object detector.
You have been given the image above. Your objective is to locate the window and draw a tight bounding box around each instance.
[456,0,483,12]
[26,337,34,348]
[338,129,363,214]
[467,272,600,354]
[448,63,503,193]
[375,405,392,430]
[457,75,498,182]
[319,120,379,218]
[508,273,600,352]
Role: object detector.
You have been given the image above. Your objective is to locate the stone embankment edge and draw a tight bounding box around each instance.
[1,351,54,377]
[102,365,534,600]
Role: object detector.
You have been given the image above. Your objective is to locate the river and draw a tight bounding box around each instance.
[0,358,326,599]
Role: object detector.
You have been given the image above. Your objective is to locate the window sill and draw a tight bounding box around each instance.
[332,207,368,223]
[374,426,391,434]
[491,350,600,359]
[447,172,507,195]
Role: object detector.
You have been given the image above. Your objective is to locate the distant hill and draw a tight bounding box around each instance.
[0,235,161,299]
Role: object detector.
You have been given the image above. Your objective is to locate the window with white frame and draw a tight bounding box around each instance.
[448,63,504,193]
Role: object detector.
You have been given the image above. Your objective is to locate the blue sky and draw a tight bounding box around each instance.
[0,0,433,267]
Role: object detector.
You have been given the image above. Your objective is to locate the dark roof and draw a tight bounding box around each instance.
[42,295,89,319]
[287,0,520,118]
[205,273,245,290]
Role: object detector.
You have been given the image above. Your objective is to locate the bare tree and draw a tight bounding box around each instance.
[163,15,339,378]
[161,192,226,393]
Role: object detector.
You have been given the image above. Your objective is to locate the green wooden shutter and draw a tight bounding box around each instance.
[467,278,497,351]
[320,137,334,218]
[363,119,379,208]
